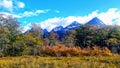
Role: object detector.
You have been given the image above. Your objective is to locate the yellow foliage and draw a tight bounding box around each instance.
[108,38,118,43]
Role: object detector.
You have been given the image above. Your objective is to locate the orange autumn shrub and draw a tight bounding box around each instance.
[41,45,112,57]
[102,47,113,56]
[81,46,92,56]
[91,46,103,56]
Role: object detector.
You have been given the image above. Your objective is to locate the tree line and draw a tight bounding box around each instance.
[64,25,120,54]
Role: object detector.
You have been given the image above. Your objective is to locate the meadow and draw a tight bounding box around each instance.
[0,55,120,68]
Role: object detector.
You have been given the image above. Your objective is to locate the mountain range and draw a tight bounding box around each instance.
[43,17,106,40]
[49,17,105,32]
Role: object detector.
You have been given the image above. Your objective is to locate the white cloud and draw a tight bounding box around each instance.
[0,12,21,19]
[98,8,120,25]
[18,1,25,8]
[37,8,120,31]
[0,0,25,12]
[0,0,13,11]
[0,9,49,19]
[20,9,49,17]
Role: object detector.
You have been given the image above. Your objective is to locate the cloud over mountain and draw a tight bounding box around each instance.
[39,8,120,31]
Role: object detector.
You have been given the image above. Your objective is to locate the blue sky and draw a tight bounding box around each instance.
[0,0,120,31]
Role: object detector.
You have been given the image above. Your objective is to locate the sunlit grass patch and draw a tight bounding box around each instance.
[0,55,120,68]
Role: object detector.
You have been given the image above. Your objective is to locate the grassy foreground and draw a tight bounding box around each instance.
[0,56,120,68]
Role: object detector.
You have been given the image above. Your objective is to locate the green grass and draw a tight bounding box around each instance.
[0,55,120,68]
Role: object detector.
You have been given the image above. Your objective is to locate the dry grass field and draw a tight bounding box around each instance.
[0,55,120,68]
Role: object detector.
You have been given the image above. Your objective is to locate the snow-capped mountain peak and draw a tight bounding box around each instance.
[85,17,106,26]
[64,21,81,30]
[51,26,64,32]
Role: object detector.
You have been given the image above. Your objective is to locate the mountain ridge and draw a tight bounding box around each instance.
[50,17,105,32]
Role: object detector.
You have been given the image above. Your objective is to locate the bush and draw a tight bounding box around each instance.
[41,45,112,57]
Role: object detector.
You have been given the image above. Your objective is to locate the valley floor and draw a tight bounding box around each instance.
[0,55,120,68]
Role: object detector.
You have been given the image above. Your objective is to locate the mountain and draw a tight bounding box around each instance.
[51,26,64,41]
[50,21,81,41]
[51,26,64,32]
[64,21,81,30]
[43,29,49,38]
[85,17,106,27]
[43,29,49,34]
